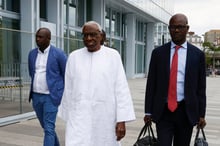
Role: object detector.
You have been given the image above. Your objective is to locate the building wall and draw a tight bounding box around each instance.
[186,32,203,50]
[154,23,171,47]
[204,30,220,46]
[204,30,220,69]
[0,0,174,123]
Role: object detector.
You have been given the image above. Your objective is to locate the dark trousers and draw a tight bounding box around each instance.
[32,93,60,146]
[156,101,193,146]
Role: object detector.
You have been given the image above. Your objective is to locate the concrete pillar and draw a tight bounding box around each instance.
[47,0,62,47]
[125,13,136,78]
[91,0,105,28]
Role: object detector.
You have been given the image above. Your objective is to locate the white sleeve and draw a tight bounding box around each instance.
[114,52,136,122]
[58,56,73,121]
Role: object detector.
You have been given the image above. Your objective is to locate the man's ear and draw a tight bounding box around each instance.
[187,25,190,30]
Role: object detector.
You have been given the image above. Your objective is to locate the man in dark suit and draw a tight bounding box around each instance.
[144,13,207,146]
[28,28,67,146]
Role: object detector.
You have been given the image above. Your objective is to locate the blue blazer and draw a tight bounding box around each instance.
[145,42,206,126]
[28,45,67,106]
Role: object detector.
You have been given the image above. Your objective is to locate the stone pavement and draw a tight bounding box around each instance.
[0,77,220,146]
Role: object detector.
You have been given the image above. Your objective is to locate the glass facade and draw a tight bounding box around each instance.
[0,18,20,64]
[0,0,27,118]
[135,44,145,73]
[0,0,87,118]
[40,0,47,20]
[0,0,20,12]
[63,0,85,55]
[105,7,126,64]
[154,23,171,47]
[135,20,146,73]
[124,0,174,24]
[64,0,85,27]
[0,29,83,118]
[0,0,173,122]
[64,29,84,54]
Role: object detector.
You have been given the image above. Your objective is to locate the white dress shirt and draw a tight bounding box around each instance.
[33,46,50,94]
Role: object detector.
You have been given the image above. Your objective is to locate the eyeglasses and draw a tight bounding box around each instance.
[168,25,188,31]
[82,32,100,38]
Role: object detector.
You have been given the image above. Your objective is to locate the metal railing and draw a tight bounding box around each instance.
[0,62,32,118]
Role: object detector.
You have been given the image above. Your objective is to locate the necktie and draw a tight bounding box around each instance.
[168,45,181,112]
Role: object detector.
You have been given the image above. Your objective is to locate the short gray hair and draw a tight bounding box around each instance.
[82,21,102,32]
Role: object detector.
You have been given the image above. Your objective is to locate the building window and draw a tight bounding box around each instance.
[135,20,146,74]
[77,0,84,27]
[112,11,121,37]
[40,0,47,20]
[0,0,20,12]
[64,29,83,54]
[105,7,126,66]
[135,44,145,73]
[69,0,76,26]
[136,20,145,42]
[105,7,110,34]
[63,0,85,55]
[63,0,85,27]
[0,17,20,64]
[0,0,3,9]
[105,8,122,37]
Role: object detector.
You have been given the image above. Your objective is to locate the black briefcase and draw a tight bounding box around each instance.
[133,123,157,146]
[194,128,208,146]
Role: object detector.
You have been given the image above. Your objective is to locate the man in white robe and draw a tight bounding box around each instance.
[58,21,136,146]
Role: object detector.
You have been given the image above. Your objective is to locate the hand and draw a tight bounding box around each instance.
[115,122,126,141]
[197,117,206,129]
[144,115,152,125]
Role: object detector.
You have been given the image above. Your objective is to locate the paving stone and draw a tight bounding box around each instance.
[0,77,219,146]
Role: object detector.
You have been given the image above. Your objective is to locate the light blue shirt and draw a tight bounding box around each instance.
[170,41,187,102]
[145,42,188,115]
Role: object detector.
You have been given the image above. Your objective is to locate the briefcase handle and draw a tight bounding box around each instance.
[137,123,156,140]
[195,128,207,141]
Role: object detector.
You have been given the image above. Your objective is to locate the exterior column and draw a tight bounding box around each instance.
[91,0,105,28]
[46,0,61,47]
[125,13,136,78]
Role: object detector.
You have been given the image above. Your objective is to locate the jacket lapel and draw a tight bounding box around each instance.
[165,42,172,77]
[185,43,192,78]
[32,48,38,73]
[46,45,54,72]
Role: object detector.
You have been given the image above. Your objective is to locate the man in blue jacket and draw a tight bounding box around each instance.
[28,27,67,146]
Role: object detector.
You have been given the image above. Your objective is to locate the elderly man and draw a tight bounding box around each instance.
[58,21,135,146]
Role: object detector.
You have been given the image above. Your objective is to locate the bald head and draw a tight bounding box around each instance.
[36,27,51,51]
[169,13,188,26]
[168,13,189,45]
[37,28,51,39]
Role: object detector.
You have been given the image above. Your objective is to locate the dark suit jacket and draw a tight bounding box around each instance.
[28,45,67,106]
[145,42,206,126]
